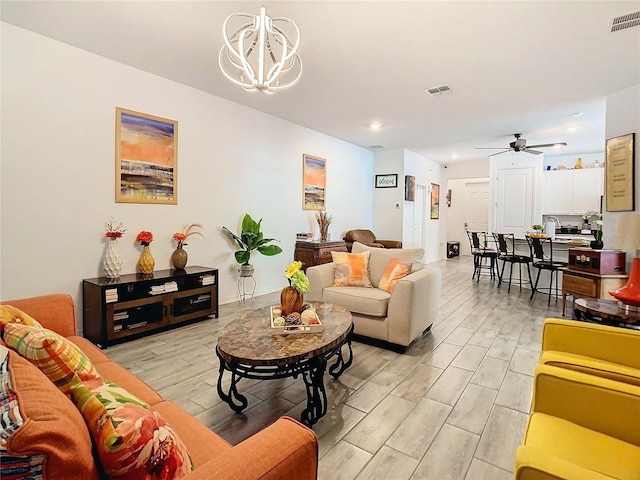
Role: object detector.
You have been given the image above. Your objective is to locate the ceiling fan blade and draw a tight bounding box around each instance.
[523,148,543,154]
[475,147,507,150]
[488,150,512,156]
[527,142,567,149]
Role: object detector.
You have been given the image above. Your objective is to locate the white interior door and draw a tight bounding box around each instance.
[412,184,427,249]
[462,182,489,255]
[495,167,534,238]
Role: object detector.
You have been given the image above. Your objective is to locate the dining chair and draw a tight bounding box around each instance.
[466,230,499,283]
[492,233,533,293]
[526,235,568,305]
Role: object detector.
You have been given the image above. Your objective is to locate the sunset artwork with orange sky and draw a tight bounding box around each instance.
[303,155,326,210]
[116,109,177,204]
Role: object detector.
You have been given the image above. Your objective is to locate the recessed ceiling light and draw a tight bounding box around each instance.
[568,127,580,132]
[554,143,565,149]
[570,112,584,117]
[370,122,382,130]
[451,154,458,159]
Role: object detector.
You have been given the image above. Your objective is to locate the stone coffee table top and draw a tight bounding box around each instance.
[217,302,352,367]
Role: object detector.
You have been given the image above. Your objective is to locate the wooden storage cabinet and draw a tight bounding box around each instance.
[83,266,218,348]
[561,268,627,316]
[294,240,348,271]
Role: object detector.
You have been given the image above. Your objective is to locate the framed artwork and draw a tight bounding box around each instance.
[431,183,440,219]
[605,133,635,212]
[404,175,415,201]
[375,174,398,188]
[303,153,326,210]
[115,107,178,204]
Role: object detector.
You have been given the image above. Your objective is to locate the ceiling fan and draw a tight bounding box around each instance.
[476,133,567,155]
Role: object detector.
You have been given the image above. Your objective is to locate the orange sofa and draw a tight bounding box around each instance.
[0,294,318,480]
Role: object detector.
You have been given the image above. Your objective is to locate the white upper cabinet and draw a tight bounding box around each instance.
[543,168,604,215]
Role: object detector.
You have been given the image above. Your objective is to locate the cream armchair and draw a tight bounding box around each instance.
[515,364,640,480]
[539,318,640,386]
[306,242,441,350]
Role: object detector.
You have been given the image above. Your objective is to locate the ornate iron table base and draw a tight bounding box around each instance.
[216,326,353,427]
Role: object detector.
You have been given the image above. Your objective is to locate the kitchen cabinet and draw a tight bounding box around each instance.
[543,168,603,215]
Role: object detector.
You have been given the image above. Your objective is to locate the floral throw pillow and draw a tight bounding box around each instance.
[70,375,193,480]
[331,251,373,287]
[0,305,43,335]
[3,323,101,395]
[378,259,413,293]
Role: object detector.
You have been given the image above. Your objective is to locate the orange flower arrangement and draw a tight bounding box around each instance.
[104,219,125,240]
[172,223,203,248]
[136,231,153,246]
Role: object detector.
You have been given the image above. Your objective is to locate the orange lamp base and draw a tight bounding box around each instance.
[609,257,640,310]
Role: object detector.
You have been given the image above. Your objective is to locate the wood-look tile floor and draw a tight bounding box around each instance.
[106,256,566,479]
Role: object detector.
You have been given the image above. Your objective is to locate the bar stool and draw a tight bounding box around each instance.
[466,230,499,282]
[493,233,533,293]
[526,235,568,305]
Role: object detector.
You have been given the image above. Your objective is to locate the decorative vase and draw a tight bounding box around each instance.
[103,239,122,279]
[171,246,188,269]
[280,286,304,317]
[590,240,604,250]
[137,245,155,274]
[320,225,329,242]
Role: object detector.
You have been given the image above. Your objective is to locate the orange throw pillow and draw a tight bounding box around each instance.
[331,251,373,287]
[379,258,413,293]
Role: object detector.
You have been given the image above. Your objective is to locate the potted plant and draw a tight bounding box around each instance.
[222,214,283,277]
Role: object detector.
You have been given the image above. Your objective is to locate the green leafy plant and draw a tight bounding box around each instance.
[222,214,283,265]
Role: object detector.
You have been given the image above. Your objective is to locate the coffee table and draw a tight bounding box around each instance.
[574,298,640,330]
[216,302,353,427]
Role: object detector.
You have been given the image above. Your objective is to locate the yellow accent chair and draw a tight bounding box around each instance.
[515,364,640,480]
[539,319,640,386]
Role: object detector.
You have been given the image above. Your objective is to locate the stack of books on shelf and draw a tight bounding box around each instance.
[149,281,179,295]
[104,288,118,303]
[199,274,215,286]
[113,311,129,332]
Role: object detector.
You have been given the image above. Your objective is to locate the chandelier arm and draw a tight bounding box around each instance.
[218,49,254,89]
[270,20,301,60]
[237,30,258,87]
[264,31,289,86]
[222,14,256,61]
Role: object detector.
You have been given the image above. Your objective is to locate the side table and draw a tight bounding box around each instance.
[294,240,348,271]
[574,298,640,330]
[561,268,628,316]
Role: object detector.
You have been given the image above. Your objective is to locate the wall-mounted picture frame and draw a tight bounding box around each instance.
[115,107,178,205]
[303,153,326,210]
[431,183,440,219]
[605,132,635,212]
[405,175,415,201]
[375,174,398,188]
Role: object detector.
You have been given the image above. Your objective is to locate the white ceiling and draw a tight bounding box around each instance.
[2,1,640,165]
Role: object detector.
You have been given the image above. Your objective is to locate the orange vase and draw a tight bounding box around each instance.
[280,286,304,316]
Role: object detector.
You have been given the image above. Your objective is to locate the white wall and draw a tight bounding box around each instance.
[372,149,404,240]
[603,83,640,269]
[0,24,374,318]
[403,149,443,262]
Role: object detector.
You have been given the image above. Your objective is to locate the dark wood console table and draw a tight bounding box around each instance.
[83,266,218,348]
[294,240,348,271]
[574,298,640,330]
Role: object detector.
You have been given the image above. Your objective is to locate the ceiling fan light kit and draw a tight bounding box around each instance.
[476,133,567,156]
[219,7,302,93]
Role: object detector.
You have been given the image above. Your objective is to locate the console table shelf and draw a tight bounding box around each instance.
[83,266,218,348]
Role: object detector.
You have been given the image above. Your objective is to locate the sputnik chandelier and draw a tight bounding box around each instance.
[219,7,302,94]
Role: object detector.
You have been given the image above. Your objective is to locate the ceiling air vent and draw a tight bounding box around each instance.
[611,11,640,32]
[425,85,453,96]
[368,144,385,150]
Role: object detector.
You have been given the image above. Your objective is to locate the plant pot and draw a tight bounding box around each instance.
[280,286,304,317]
[137,245,155,274]
[239,264,255,277]
[171,246,188,269]
[590,240,604,250]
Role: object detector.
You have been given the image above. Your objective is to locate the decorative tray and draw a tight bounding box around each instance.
[270,306,324,334]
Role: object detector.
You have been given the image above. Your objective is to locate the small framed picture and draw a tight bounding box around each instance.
[430,183,440,219]
[375,174,398,188]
